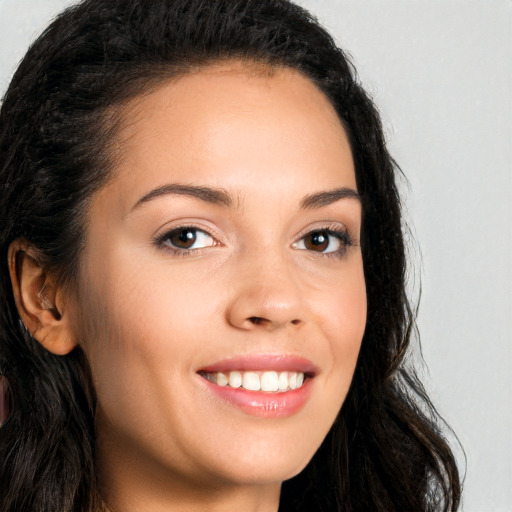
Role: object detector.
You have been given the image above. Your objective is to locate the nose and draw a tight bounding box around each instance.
[226,252,306,332]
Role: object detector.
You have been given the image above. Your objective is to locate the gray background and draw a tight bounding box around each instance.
[1,1,510,510]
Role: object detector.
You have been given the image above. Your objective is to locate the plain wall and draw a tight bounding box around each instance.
[1,1,510,510]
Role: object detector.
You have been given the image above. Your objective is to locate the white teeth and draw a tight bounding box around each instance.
[289,372,297,390]
[278,372,289,390]
[206,371,306,392]
[216,372,228,386]
[228,371,242,388]
[260,371,279,392]
[242,372,260,391]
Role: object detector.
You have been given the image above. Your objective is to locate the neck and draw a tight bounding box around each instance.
[100,478,281,512]
[96,442,281,512]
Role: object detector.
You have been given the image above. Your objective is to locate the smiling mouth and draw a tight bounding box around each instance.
[198,357,317,416]
[199,370,310,392]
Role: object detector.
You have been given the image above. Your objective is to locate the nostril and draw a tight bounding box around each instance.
[247,316,301,327]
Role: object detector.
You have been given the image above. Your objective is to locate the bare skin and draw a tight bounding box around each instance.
[12,62,366,512]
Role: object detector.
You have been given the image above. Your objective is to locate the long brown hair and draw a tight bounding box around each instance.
[0,1,461,510]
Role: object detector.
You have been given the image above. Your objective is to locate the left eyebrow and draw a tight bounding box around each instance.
[300,187,361,209]
[130,183,234,212]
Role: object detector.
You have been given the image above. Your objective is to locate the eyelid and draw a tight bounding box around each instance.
[153,218,224,241]
[291,222,354,257]
[292,221,351,242]
[153,221,224,254]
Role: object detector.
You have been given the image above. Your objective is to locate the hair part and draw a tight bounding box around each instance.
[0,1,461,511]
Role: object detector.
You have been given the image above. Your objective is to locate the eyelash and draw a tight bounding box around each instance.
[154,225,217,257]
[294,227,353,259]
[154,225,354,258]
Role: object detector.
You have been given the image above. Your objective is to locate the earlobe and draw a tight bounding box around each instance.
[7,240,77,355]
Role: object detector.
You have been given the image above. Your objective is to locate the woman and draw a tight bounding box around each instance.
[0,0,461,510]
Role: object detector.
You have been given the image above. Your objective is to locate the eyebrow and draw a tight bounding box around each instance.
[131,183,234,211]
[300,187,361,209]
[130,183,360,213]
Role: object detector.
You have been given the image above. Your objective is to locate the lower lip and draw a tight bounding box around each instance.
[200,376,313,418]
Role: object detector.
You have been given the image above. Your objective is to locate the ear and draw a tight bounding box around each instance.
[7,240,77,355]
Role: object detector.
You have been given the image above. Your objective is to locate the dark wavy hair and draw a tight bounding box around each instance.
[0,1,461,510]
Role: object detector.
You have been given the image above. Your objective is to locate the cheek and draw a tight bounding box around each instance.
[74,268,206,447]
[117,263,224,352]
[315,258,366,330]
[82,243,216,336]
[312,263,366,384]
[76,252,222,391]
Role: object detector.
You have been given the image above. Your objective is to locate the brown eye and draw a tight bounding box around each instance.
[170,228,197,248]
[303,231,330,252]
[293,228,349,256]
[160,227,216,251]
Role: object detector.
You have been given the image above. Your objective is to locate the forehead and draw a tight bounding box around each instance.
[102,62,355,211]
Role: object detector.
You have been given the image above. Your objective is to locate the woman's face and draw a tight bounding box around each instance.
[73,63,366,505]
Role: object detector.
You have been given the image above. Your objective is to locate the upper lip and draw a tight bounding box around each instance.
[197,354,318,376]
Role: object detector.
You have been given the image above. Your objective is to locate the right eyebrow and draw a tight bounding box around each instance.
[300,187,361,209]
[129,183,234,213]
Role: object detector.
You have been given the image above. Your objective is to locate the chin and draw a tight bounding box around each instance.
[196,436,316,488]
